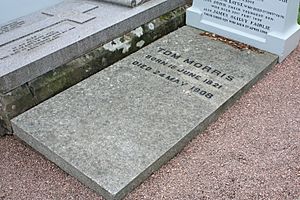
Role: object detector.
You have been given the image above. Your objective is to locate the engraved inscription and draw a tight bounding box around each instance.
[11,27,74,56]
[131,47,239,100]
[0,3,98,61]
[0,23,75,60]
[0,20,25,34]
[200,0,288,35]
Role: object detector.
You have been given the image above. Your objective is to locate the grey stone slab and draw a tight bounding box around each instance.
[0,0,186,93]
[102,0,149,7]
[0,5,187,135]
[12,26,278,200]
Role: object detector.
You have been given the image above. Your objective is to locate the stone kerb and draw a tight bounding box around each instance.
[187,0,300,62]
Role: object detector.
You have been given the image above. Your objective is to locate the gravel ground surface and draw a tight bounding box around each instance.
[1,44,300,200]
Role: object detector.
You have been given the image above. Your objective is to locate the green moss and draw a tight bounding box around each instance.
[298,7,300,24]
[0,84,37,131]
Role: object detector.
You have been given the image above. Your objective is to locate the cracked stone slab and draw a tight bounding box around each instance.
[0,0,185,93]
[12,26,278,200]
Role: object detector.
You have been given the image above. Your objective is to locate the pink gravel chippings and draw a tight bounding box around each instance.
[1,44,300,200]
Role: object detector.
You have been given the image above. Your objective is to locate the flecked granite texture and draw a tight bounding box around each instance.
[1,42,299,200]
[0,5,187,133]
[0,0,186,93]
[11,25,277,200]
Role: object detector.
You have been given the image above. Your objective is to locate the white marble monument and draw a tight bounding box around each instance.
[187,0,300,62]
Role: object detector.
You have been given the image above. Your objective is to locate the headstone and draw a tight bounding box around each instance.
[186,0,300,62]
[12,26,277,200]
[0,0,185,93]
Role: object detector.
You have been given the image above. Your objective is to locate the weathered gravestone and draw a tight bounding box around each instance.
[12,26,278,200]
[187,0,300,61]
[0,0,185,94]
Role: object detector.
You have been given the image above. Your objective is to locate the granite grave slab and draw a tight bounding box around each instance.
[12,26,278,200]
[0,0,186,93]
[102,0,149,7]
[187,0,300,62]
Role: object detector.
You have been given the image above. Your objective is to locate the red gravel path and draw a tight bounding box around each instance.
[1,45,300,200]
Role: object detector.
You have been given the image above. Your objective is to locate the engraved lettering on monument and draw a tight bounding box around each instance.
[0,0,186,94]
[199,0,286,36]
[0,24,75,60]
[131,46,239,101]
[11,26,278,200]
[187,0,300,61]
[12,24,75,56]
[0,20,26,35]
[0,3,98,61]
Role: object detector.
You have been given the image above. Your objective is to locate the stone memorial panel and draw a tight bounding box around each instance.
[12,26,277,200]
[0,20,26,35]
[187,0,300,61]
[0,0,185,93]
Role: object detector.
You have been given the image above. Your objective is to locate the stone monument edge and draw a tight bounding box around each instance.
[11,122,116,200]
[186,1,300,62]
[0,0,187,94]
